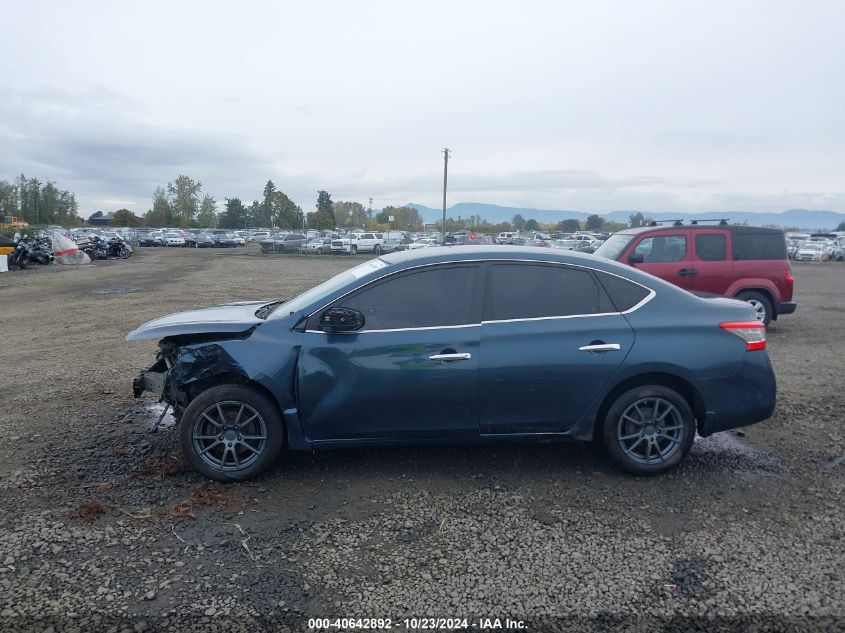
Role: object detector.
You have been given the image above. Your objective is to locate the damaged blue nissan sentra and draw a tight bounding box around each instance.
[127,246,776,481]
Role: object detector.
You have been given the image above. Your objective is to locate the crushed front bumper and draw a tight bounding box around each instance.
[132,357,168,398]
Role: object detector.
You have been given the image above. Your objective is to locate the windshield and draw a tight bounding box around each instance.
[593,234,635,260]
[268,258,391,319]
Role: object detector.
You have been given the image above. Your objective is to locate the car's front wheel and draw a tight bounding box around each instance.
[179,384,284,481]
[350,245,357,255]
[602,385,695,475]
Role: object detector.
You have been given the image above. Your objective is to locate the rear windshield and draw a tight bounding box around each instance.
[733,232,787,260]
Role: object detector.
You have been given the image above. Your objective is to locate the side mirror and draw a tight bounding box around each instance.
[319,307,365,333]
[629,253,644,264]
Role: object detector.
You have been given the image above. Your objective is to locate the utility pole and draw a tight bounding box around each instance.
[368,197,373,230]
[442,148,450,244]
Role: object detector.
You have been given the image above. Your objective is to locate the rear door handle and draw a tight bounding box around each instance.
[429,353,472,361]
[578,343,621,353]
[678,268,698,277]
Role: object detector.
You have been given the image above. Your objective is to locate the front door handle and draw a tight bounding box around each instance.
[578,343,621,353]
[678,268,698,277]
[429,352,472,361]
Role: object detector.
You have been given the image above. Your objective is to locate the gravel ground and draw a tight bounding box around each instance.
[0,246,842,632]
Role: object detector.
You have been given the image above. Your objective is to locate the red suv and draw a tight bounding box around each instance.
[594,222,795,325]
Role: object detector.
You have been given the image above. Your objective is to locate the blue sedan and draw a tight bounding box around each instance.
[127,246,775,480]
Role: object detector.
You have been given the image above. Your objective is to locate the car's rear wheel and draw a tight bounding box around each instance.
[736,290,772,326]
[179,384,284,482]
[602,385,695,475]
[373,245,381,255]
[350,245,357,255]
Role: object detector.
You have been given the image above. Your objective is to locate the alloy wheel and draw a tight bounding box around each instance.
[191,401,268,472]
[616,397,685,465]
[746,299,767,322]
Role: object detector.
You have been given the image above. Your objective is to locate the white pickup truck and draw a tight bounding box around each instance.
[331,232,384,255]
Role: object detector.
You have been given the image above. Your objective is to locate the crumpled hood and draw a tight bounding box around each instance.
[126,301,272,341]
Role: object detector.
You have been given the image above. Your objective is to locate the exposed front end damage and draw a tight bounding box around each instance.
[132,337,253,417]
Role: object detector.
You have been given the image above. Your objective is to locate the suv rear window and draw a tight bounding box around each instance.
[732,232,787,260]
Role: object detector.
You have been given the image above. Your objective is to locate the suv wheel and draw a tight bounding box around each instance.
[602,385,695,476]
[350,245,358,255]
[736,290,772,326]
[179,384,284,482]
[373,245,381,255]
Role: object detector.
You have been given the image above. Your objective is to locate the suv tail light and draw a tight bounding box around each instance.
[785,269,794,290]
[720,321,766,351]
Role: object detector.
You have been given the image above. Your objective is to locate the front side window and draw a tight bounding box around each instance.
[633,235,687,263]
[331,265,479,330]
[485,264,613,321]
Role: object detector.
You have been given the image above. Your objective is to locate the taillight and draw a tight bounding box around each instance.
[720,321,766,351]
[785,269,794,288]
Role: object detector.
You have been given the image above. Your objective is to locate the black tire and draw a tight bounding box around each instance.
[316,247,323,255]
[119,247,130,259]
[736,290,772,326]
[350,245,357,255]
[179,384,284,482]
[373,245,381,255]
[601,385,695,476]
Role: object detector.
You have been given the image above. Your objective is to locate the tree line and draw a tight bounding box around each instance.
[109,176,427,232]
[0,175,81,225]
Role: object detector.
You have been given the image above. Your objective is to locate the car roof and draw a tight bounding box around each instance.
[379,245,651,279]
[612,224,785,236]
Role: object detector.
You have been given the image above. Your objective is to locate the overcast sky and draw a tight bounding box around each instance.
[1,0,843,215]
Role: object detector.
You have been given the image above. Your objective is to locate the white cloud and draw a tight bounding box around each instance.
[0,0,843,215]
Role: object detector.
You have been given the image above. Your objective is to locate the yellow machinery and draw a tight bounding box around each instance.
[2,216,29,229]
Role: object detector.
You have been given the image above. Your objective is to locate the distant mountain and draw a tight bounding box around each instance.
[407,202,845,231]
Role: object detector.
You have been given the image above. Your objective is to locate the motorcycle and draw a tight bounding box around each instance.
[106,237,132,259]
[27,236,55,265]
[8,238,32,269]
[79,236,109,261]
[79,236,132,260]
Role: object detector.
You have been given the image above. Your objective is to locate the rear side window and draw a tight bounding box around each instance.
[595,272,651,312]
[732,232,787,260]
[695,234,727,261]
[485,264,614,321]
[634,235,687,263]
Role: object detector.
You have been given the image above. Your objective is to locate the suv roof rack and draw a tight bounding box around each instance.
[647,219,685,226]
[689,218,730,225]
[646,218,731,227]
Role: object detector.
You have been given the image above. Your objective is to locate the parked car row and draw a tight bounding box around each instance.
[137,229,245,248]
[785,232,845,261]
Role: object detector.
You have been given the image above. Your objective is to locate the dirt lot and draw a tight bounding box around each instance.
[0,246,842,632]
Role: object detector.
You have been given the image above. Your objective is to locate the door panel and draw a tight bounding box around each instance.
[478,262,634,435]
[299,328,479,441]
[297,263,483,442]
[479,315,633,434]
[691,231,733,294]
